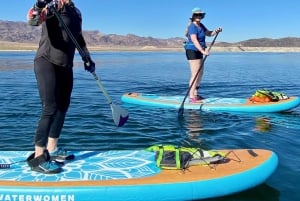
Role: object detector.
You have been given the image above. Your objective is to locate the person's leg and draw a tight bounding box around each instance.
[47,66,73,153]
[195,60,204,98]
[28,57,62,174]
[47,110,66,152]
[34,57,57,157]
[47,138,59,152]
[189,59,201,99]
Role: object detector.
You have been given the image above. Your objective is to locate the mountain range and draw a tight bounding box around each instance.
[1,20,300,48]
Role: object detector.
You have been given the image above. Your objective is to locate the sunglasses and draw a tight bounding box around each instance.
[194,13,205,18]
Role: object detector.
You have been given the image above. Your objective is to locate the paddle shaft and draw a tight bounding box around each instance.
[92,72,113,105]
[178,32,219,117]
[48,3,88,62]
[48,3,128,127]
[0,160,26,169]
[49,5,110,103]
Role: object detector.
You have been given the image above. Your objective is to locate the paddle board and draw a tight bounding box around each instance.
[121,92,300,112]
[0,148,278,201]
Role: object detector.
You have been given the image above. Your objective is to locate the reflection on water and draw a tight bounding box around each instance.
[185,111,203,145]
[255,117,272,132]
[248,111,300,131]
[181,111,243,149]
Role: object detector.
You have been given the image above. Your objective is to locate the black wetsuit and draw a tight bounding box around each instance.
[34,3,86,147]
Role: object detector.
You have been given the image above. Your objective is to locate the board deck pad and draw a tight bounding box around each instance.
[0,150,160,182]
[0,149,278,201]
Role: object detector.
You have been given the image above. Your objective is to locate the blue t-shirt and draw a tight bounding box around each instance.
[185,23,208,51]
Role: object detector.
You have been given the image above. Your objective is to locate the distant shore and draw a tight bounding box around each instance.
[1,41,300,52]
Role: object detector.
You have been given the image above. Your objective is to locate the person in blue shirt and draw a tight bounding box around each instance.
[185,7,222,103]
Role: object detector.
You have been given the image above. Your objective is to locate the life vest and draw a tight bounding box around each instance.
[249,89,289,103]
[146,145,225,170]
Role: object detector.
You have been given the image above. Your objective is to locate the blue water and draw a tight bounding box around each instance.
[0,51,300,201]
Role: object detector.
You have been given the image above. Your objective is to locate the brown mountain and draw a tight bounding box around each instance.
[1,20,300,48]
[0,20,184,48]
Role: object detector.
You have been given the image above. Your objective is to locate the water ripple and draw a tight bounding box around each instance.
[1,51,300,201]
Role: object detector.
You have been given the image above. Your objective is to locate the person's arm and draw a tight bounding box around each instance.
[27,0,53,26]
[77,34,95,73]
[190,34,207,54]
[206,27,222,36]
[72,6,95,73]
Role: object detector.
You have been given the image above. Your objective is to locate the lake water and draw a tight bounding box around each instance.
[0,51,300,201]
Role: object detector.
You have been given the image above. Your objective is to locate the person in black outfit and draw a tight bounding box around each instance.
[26,0,95,174]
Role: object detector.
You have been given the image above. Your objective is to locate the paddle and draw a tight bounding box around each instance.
[48,2,129,127]
[178,32,219,117]
[0,160,26,169]
[92,72,129,127]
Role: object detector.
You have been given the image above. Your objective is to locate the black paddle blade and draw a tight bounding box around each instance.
[178,107,184,118]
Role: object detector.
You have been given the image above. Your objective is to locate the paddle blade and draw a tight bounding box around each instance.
[110,103,129,127]
[178,100,185,117]
[178,107,184,118]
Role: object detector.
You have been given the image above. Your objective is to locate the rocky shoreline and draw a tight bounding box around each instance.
[1,41,300,52]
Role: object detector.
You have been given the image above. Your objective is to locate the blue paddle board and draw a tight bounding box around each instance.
[121,92,300,113]
[0,148,278,201]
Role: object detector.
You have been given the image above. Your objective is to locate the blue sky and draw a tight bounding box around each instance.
[0,0,299,42]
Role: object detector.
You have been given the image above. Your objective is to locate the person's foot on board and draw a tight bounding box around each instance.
[26,150,62,174]
[50,147,75,163]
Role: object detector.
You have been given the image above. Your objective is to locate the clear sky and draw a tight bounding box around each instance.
[0,0,299,42]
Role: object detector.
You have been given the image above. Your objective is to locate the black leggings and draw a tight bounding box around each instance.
[34,57,73,147]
